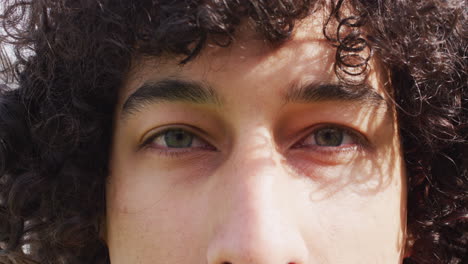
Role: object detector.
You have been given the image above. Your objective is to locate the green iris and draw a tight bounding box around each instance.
[315,128,344,146]
[164,129,193,148]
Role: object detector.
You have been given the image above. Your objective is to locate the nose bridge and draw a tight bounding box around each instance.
[206,128,308,264]
[221,125,279,193]
[222,127,281,219]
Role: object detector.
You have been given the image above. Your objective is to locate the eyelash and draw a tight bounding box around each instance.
[141,124,369,157]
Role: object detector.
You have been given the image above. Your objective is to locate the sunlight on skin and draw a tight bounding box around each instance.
[106,11,407,264]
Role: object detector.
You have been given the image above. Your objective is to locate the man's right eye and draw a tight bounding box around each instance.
[156,129,195,148]
[145,128,214,151]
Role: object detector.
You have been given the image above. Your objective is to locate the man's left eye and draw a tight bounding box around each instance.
[297,126,358,147]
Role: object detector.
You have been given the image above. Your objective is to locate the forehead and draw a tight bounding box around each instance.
[120,13,389,107]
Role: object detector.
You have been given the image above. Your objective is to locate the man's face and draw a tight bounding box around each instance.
[106,15,407,264]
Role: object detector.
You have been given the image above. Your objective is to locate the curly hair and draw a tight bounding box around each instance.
[0,0,466,263]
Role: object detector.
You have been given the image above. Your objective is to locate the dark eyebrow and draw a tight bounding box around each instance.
[121,79,220,118]
[284,82,386,106]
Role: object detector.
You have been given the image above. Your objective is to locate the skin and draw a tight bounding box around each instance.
[107,14,407,264]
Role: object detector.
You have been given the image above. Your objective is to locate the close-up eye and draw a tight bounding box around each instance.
[296,126,363,148]
[144,128,214,151]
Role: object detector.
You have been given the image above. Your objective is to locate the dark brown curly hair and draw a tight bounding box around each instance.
[0,0,466,263]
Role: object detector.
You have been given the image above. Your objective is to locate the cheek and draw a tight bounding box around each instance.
[106,125,222,262]
[297,156,406,262]
[106,168,212,263]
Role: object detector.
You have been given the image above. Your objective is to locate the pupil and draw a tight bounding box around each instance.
[164,130,193,148]
[315,128,343,146]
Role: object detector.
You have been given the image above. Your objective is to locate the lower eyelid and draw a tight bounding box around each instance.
[144,144,218,160]
[309,144,360,152]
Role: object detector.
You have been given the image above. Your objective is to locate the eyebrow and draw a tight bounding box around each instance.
[120,78,386,119]
[121,79,220,118]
